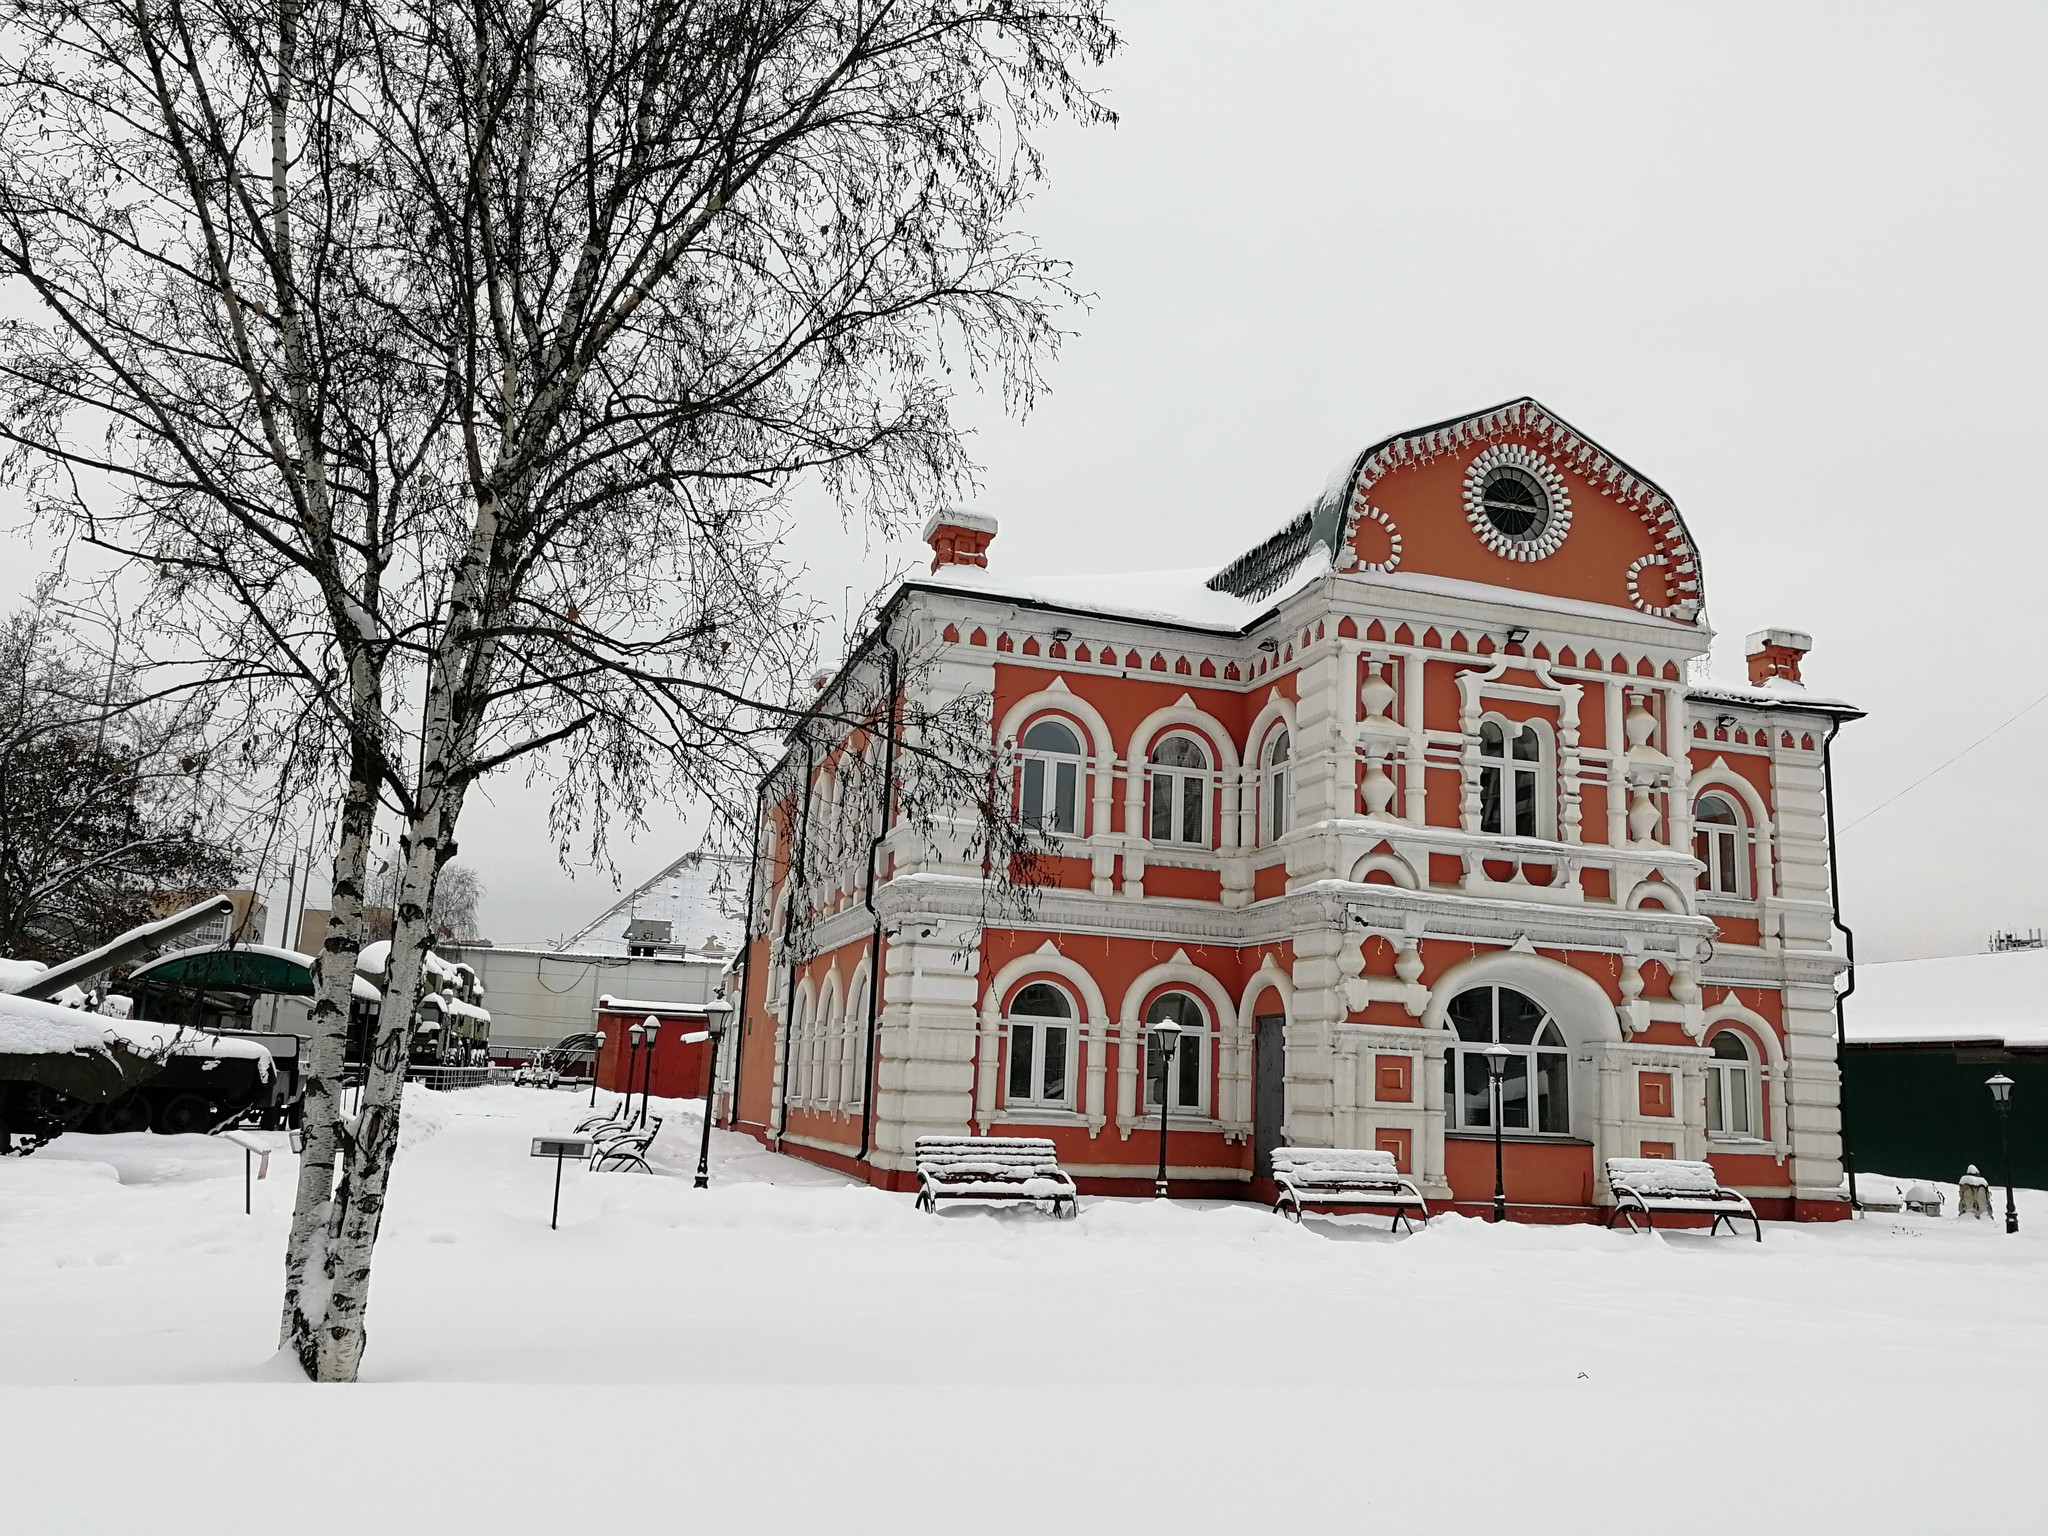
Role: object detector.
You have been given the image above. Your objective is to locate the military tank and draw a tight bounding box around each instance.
[0,900,283,1154]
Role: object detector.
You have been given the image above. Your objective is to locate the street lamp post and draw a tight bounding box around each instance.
[1987,1073,2019,1234]
[1149,1020,1184,1199]
[694,999,734,1189]
[623,1025,644,1120]
[1484,1044,1509,1223]
[637,1016,660,1127]
[588,1031,606,1109]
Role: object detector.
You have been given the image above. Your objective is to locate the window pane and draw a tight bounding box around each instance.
[1497,990,1543,1045]
[1269,770,1287,842]
[1054,761,1078,834]
[1479,764,1502,834]
[1178,1035,1201,1109]
[1514,765,1537,837]
[1712,1032,1748,1060]
[1012,983,1071,1018]
[1447,989,1492,1041]
[1182,774,1205,843]
[1458,1049,1491,1127]
[1023,720,1081,754]
[1147,993,1205,1028]
[1150,773,1171,840]
[1513,725,1540,762]
[1716,831,1737,893]
[1730,1066,1749,1134]
[1022,757,1045,825]
[1501,1051,1531,1129]
[1480,720,1504,755]
[1009,1025,1035,1101]
[1706,1065,1723,1133]
[1537,1049,1569,1133]
[1043,1026,1067,1105]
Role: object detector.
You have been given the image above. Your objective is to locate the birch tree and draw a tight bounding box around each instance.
[0,0,1115,1381]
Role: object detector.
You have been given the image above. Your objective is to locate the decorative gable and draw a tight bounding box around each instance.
[1209,398,1704,624]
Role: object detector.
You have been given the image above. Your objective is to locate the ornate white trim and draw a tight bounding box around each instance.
[1625,551,1685,619]
[1462,444,1573,562]
[1342,499,1403,573]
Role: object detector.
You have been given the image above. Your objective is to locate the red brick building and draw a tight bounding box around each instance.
[727,399,1861,1221]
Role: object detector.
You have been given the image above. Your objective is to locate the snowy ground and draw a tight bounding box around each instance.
[4,1086,2044,1534]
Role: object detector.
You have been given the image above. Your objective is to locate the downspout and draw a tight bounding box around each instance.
[773,733,818,1145]
[722,775,772,1128]
[856,639,903,1161]
[1821,716,1859,1212]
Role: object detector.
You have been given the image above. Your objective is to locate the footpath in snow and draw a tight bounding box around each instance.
[2,1084,2043,1534]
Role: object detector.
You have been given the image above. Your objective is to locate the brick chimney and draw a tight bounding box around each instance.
[921,506,997,572]
[1746,628,1812,686]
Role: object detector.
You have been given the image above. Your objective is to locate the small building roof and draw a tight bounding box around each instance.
[1847,947,2048,1050]
[560,850,745,957]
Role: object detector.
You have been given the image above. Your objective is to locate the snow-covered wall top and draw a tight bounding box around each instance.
[1849,947,2048,1049]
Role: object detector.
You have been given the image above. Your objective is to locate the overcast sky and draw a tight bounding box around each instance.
[6,1,2043,962]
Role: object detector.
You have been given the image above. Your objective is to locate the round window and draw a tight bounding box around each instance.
[1479,466,1549,540]
[1462,445,1573,561]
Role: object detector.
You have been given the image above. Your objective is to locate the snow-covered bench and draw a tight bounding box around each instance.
[1604,1157,1760,1241]
[913,1136,1078,1219]
[1270,1147,1429,1232]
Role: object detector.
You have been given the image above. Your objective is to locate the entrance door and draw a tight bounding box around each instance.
[1253,1014,1286,1180]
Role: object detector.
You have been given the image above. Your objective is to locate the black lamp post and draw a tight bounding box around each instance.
[694,999,734,1189]
[1484,1044,1509,1223]
[637,1016,660,1128]
[623,1024,644,1120]
[1149,1019,1184,1199]
[589,1030,606,1109]
[1987,1073,2019,1234]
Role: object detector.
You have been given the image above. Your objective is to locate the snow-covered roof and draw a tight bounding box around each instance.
[560,850,745,957]
[1847,948,2048,1050]
[1688,674,1863,718]
[0,956,48,989]
[906,548,1328,634]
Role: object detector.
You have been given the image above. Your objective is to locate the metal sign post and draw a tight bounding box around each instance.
[531,1135,594,1229]
[222,1129,272,1216]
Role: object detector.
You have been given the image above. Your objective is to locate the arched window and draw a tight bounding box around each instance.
[1005,981,1075,1110]
[1694,793,1745,896]
[1149,735,1210,846]
[789,990,812,1103]
[1478,719,1542,838]
[1706,1030,1756,1138]
[815,989,839,1110]
[844,977,868,1109]
[1263,728,1291,844]
[1444,986,1569,1134]
[1141,991,1210,1115]
[1020,719,1084,835]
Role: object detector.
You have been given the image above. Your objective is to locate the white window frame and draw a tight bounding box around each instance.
[1019,717,1085,836]
[1140,991,1213,1117]
[1004,981,1078,1111]
[1148,733,1212,847]
[1443,985,1572,1135]
[1705,1029,1758,1139]
[1694,793,1747,898]
[1263,727,1292,846]
[844,978,867,1109]
[1477,715,1549,839]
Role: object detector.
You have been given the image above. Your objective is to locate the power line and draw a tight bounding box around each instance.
[1842,687,2048,832]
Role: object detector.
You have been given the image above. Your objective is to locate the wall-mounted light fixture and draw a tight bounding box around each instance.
[1051,627,1072,644]
[1258,638,1279,654]
[1506,626,1530,646]
[1716,715,1737,731]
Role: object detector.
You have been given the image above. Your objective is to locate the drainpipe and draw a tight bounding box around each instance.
[856,639,903,1161]
[773,734,818,1144]
[722,775,772,1129]
[1821,716,1859,1212]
